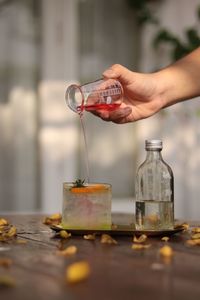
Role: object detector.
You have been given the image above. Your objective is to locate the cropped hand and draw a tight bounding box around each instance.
[91,64,165,124]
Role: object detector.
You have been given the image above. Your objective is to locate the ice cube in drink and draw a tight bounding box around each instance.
[62,183,112,230]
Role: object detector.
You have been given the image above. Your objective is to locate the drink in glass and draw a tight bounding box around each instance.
[62,182,112,230]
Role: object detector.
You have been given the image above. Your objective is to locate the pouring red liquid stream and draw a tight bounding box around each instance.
[78,102,122,182]
[79,114,90,183]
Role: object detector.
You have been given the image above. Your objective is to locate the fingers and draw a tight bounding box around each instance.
[92,106,132,123]
[90,110,110,121]
[103,64,133,85]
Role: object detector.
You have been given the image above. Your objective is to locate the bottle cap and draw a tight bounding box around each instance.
[145,139,162,150]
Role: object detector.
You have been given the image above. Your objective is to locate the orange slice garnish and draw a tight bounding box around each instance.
[71,184,108,193]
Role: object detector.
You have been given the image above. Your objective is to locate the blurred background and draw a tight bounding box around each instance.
[0,0,200,219]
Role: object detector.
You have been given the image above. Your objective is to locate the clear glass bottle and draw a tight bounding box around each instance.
[135,140,174,230]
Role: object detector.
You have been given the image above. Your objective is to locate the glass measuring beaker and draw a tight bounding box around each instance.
[65,78,123,113]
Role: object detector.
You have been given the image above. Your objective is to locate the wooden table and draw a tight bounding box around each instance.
[0,214,200,300]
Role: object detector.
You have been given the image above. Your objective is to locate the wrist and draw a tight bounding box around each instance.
[154,49,200,108]
[152,71,171,109]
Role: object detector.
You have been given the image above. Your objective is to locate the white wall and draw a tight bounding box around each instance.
[39,0,80,213]
[39,0,138,213]
[0,1,38,212]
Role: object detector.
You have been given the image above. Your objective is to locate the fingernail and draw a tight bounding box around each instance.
[103,69,116,77]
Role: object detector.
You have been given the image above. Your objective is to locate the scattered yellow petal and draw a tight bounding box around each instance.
[191,233,200,240]
[0,225,17,241]
[66,261,90,283]
[192,227,200,233]
[111,224,118,230]
[186,239,200,246]
[100,234,117,245]
[83,234,96,240]
[6,226,17,238]
[49,213,61,220]
[0,258,13,268]
[0,218,9,226]
[43,213,62,225]
[175,222,189,231]
[133,234,147,243]
[0,275,16,287]
[57,245,77,256]
[131,244,151,250]
[59,230,71,239]
[161,236,169,242]
[182,223,189,230]
[159,245,173,257]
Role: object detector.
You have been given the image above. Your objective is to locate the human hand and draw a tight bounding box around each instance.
[91,64,165,124]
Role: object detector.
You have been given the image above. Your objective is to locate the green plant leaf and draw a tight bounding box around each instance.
[126,0,159,25]
[185,28,200,49]
[172,43,189,60]
[153,29,179,49]
[73,179,85,188]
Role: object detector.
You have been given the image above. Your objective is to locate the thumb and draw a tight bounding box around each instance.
[103,64,133,85]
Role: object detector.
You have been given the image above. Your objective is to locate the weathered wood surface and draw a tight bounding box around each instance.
[0,214,200,300]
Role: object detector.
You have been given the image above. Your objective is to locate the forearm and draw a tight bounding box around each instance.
[155,47,200,108]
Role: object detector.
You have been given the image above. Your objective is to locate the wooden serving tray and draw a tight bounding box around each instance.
[50,223,185,237]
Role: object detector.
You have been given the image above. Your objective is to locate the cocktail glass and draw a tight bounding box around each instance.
[62,183,112,230]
